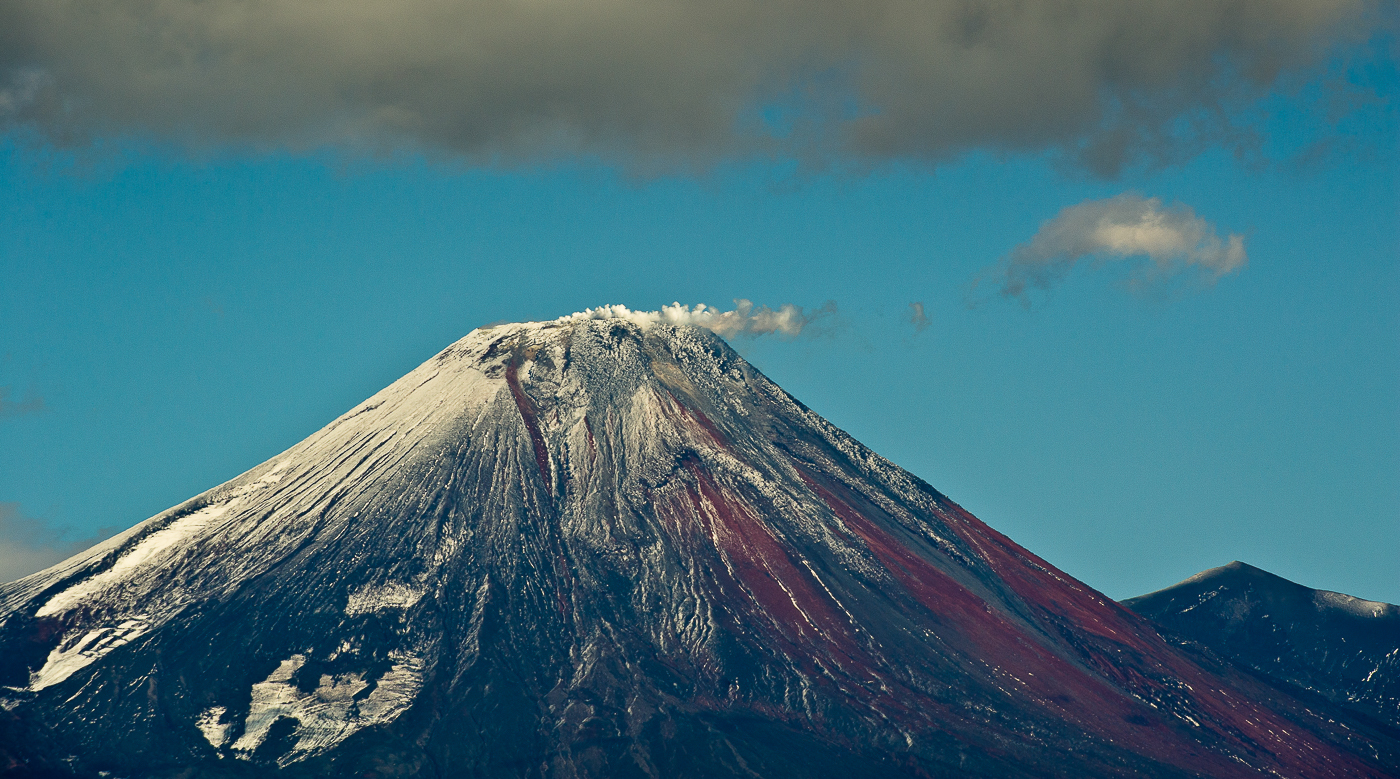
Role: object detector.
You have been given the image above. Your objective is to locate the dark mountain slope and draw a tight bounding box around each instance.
[1124,561,1400,730]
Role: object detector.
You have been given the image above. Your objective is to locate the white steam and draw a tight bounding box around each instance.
[991,193,1247,302]
[558,300,835,338]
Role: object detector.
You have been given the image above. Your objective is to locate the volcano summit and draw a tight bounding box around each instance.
[0,318,1394,777]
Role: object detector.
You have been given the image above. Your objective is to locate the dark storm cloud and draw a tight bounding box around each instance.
[0,0,1377,172]
[0,503,114,583]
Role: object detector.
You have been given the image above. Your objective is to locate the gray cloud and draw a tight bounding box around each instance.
[987,193,1247,303]
[0,386,44,417]
[0,503,114,583]
[908,302,931,333]
[0,0,1377,173]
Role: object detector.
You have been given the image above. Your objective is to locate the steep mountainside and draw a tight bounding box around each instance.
[1124,561,1400,730]
[0,318,1395,778]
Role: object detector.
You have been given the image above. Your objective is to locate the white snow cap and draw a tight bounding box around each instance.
[557,300,832,338]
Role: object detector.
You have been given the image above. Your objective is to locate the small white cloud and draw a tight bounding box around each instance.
[990,193,1247,303]
[559,299,836,339]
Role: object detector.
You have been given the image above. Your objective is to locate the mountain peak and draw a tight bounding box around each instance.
[1124,562,1400,731]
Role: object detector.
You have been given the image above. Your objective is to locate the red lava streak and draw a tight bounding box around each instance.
[792,467,1364,778]
[668,462,885,687]
[505,357,552,496]
[655,387,731,450]
[929,498,1380,778]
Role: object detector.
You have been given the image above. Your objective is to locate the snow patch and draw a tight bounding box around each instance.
[258,462,291,484]
[232,651,426,764]
[1314,590,1394,619]
[30,618,150,691]
[345,582,423,616]
[36,502,233,617]
[197,706,231,747]
[232,654,309,753]
[351,651,426,724]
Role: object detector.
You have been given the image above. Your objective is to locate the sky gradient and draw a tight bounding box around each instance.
[1,2,1396,604]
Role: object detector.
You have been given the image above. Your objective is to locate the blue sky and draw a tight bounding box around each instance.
[1,3,1396,603]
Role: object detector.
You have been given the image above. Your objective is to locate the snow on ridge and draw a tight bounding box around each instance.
[35,501,235,618]
[1314,590,1396,619]
[555,300,826,338]
[29,617,151,691]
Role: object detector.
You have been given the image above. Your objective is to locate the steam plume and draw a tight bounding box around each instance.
[559,300,836,338]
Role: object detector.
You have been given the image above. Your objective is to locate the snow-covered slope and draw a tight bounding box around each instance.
[0,319,1394,777]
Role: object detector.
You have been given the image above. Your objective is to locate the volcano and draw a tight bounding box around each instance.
[0,318,1394,778]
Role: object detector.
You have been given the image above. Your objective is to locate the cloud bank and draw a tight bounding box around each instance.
[560,300,836,338]
[0,503,112,583]
[0,0,1376,173]
[989,193,1248,302]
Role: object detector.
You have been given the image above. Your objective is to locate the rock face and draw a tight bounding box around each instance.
[0,319,1395,778]
[1124,561,1400,731]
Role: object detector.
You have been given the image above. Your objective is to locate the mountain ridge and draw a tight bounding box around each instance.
[1124,560,1400,732]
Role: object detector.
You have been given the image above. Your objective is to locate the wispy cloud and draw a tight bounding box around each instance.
[0,386,45,418]
[0,0,1376,174]
[908,302,931,334]
[0,503,114,583]
[560,300,838,339]
[983,193,1247,304]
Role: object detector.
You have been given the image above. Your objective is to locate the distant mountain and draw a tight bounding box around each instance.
[1,318,1396,778]
[1124,561,1400,731]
